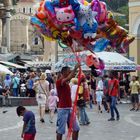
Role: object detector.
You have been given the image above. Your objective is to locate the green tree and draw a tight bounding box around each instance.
[101,0,128,11]
[117,5,128,22]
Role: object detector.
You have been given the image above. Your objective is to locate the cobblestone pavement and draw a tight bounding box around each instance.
[0,104,140,140]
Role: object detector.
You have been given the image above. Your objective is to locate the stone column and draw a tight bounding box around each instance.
[1,18,6,47]
[5,9,11,52]
[3,0,12,53]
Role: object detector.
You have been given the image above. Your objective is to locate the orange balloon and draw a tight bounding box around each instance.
[36,11,46,20]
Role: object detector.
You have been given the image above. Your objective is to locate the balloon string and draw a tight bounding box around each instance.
[66,46,82,140]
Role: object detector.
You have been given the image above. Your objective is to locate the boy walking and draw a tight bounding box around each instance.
[16,106,36,140]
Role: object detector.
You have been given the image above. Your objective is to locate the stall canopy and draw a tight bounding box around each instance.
[0,61,26,69]
[96,52,136,71]
[55,51,136,72]
[0,64,13,75]
[23,61,52,68]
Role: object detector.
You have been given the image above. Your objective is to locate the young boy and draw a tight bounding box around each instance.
[16,106,36,140]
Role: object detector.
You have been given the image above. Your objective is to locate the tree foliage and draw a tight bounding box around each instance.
[101,0,128,11]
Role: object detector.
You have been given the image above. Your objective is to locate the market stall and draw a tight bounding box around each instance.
[55,51,136,72]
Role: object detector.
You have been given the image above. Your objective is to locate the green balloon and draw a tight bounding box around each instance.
[58,41,68,49]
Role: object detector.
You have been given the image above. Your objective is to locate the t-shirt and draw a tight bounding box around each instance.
[4,79,11,88]
[91,79,96,90]
[48,95,59,108]
[108,79,119,97]
[96,80,103,102]
[97,80,103,91]
[27,79,34,89]
[12,77,20,89]
[130,81,140,94]
[96,91,103,102]
[23,111,36,134]
[56,79,72,108]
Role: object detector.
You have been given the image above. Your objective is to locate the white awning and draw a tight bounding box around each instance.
[96,52,136,71]
[0,64,13,75]
[0,61,26,69]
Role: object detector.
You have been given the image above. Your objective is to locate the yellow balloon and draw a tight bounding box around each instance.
[42,35,54,41]
[84,0,89,6]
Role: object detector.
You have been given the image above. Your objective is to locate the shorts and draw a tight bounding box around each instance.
[97,101,102,106]
[56,109,80,135]
[24,134,35,140]
[131,94,139,103]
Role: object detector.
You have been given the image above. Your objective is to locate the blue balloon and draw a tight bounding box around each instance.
[30,16,43,27]
[69,0,80,11]
[44,1,55,15]
[93,38,109,52]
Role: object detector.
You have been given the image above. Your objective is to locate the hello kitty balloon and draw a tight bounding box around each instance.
[55,6,75,22]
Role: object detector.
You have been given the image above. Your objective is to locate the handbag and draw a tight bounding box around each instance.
[77,99,86,107]
[83,83,90,102]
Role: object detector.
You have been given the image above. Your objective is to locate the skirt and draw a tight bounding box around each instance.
[36,93,46,107]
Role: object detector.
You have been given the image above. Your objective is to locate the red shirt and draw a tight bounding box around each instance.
[56,78,72,108]
[108,78,119,97]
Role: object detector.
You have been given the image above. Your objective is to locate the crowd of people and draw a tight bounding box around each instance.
[0,65,140,140]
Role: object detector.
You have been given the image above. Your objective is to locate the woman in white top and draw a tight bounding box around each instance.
[96,78,104,113]
[71,78,78,104]
[35,73,49,123]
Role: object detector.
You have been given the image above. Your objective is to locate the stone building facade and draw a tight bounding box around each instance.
[129,0,140,76]
[11,0,43,54]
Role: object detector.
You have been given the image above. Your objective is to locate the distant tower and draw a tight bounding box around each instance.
[10,0,43,54]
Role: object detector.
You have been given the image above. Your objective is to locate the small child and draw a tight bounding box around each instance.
[48,89,59,123]
[16,106,36,140]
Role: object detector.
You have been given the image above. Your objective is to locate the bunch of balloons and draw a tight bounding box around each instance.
[31,0,135,76]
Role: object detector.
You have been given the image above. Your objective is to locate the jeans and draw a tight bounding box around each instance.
[0,95,6,105]
[79,107,89,124]
[0,95,11,106]
[110,96,119,118]
[56,109,80,134]
[89,100,93,109]
[13,88,18,97]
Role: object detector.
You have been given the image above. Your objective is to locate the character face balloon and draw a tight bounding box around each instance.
[86,53,100,68]
[55,5,75,22]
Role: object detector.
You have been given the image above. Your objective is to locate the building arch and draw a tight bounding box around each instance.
[131,14,140,37]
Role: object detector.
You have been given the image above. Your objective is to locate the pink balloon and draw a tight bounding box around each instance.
[99,2,107,23]
[91,0,107,23]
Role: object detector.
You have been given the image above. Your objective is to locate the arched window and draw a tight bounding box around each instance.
[23,7,25,13]
[34,37,39,45]
[30,8,32,13]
